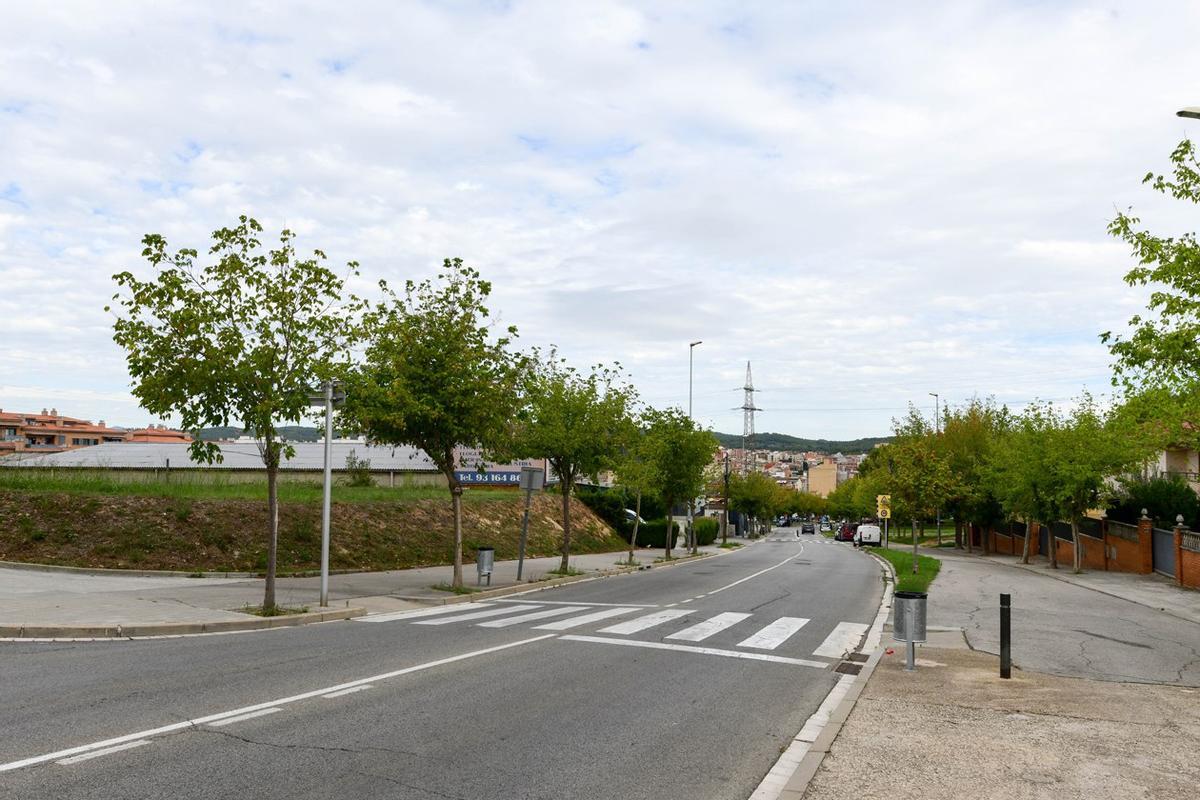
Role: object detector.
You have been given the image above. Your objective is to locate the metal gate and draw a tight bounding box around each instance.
[1152,527,1176,578]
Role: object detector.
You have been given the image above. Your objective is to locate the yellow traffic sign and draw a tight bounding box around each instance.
[878,508,891,519]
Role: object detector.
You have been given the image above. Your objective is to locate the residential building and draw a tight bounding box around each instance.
[0,408,190,455]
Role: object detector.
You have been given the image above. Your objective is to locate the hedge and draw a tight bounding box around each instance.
[622,518,681,549]
[694,517,719,546]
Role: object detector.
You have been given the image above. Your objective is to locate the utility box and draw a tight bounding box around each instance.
[892,591,927,643]
[476,546,495,585]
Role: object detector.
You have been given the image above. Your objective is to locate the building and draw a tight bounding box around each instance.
[806,459,840,498]
[0,408,193,455]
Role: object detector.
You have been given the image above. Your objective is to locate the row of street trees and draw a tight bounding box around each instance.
[110,223,716,610]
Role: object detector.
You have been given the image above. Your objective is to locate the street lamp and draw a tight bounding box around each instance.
[687,340,702,552]
[1178,107,1200,119]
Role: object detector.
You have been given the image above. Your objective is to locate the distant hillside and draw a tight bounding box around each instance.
[713,431,890,454]
[198,426,323,443]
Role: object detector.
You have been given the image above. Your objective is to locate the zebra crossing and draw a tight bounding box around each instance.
[359,601,869,663]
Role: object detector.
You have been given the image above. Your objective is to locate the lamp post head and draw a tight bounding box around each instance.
[690,340,703,348]
[1177,107,1200,119]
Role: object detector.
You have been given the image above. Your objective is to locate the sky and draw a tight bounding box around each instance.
[2,1,1198,440]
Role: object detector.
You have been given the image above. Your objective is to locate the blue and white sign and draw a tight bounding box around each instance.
[454,470,522,486]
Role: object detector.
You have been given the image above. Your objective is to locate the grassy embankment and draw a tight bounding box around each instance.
[0,470,624,573]
[866,546,941,593]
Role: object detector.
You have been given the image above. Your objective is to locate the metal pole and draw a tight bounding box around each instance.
[905,640,916,671]
[931,391,941,548]
[1000,593,1011,679]
[884,517,889,549]
[320,380,333,607]
[687,340,701,554]
[722,453,730,545]
[517,487,533,581]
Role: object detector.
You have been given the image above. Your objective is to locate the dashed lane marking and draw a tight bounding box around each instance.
[206,708,282,727]
[56,740,150,766]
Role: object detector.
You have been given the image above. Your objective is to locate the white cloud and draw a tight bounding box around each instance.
[0,1,1194,438]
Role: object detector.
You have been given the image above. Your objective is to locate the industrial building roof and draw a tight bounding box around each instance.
[0,441,439,471]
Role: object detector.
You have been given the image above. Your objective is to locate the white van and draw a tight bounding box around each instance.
[854,524,882,547]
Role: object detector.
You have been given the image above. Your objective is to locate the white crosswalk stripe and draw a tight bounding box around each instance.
[737,617,810,650]
[531,606,640,631]
[665,612,752,642]
[476,607,582,628]
[812,621,869,658]
[597,609,692,635]
[412,604,541,625]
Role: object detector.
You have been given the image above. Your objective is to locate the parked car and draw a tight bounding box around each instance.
[834,523,857,542]
[800,523,815,535]
[819,522,831,533]
[854,524,882,547]
[623,509,646,525]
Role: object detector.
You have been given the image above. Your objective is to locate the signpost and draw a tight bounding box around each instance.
[516,466,545,581]
[307,380,345,608]
[877,494,891,549]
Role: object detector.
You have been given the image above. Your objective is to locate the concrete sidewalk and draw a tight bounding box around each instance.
[0,544,731,634]
[802,644,1200,799]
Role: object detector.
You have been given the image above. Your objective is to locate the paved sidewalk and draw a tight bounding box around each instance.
[0,544,728,631]
[803,645,1200,800]
[919,551,1200,686]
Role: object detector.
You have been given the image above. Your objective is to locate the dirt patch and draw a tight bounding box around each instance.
[0,491,624,572]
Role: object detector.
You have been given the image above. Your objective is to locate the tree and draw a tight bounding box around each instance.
[878,407,956,571]
[341,259,523,588]
[989,402,1065,566]
[729,472,781,537]
[644,407,718,557]
[109,216,361,611]
[938,399,1010,553]
[613,414,654,564]
[515,353,636,572]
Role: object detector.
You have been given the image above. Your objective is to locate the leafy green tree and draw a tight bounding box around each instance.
[613,413,654,563]
[729,471,781,538]
[938,398,1010,552]
[341,259,523,588]
[644,408,718,556]
[878,407,956,570]
[109,216,361,611]
[989,402,1066,565]
[514,353,637,571]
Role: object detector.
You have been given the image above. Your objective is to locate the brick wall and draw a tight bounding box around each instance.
[1179,529,1200,590]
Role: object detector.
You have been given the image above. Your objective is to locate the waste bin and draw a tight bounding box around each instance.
[476,546,495,586]
[892,590,927,643]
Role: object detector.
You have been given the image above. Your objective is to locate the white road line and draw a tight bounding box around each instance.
[56,740,150,766]
[598,609,691,635]
[493,599,657,608]
[701,551,801,598]
[207,707,282,728]
[476,607,581,628]
[412,604,541,625]
[812,622,870,658]
[357,604,496,623]
[737,617,810,650]
[666,612,752,642]
[0,634,556,774]
[560,635,829,668]
[322,685,372,699]
[532,607,640,630]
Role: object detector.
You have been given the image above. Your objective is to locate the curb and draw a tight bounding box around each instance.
[749,546,895,800]
[0,559,258,579]
[0,606,367,639]
[967,552,1200,627]
[386,549,727,608]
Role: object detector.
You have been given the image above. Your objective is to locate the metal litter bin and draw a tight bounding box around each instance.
[476,546,495,586]
[892,590,927,671]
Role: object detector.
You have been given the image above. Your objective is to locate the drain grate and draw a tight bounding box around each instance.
[834,661,863,675]
[847,652,868,663]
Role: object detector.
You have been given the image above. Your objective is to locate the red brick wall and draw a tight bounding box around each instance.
[1180,548,1200,590]
[1106,533,1150,574]
[992,531,1013,555]
[1055,537,1073,565]
[1078,534,1106,570]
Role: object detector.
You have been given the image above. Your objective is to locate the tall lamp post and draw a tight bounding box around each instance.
[308,380,345,608]
[688,340,702,553]
[929,392,941,548]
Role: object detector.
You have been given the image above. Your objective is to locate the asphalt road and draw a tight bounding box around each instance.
[0,531,882,800]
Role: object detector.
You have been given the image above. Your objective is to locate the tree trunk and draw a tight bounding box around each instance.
[264,464,279,612]
[663,495,674,559]
[451,480,464,588]
[912,519,919,574]
[628,490,642,564]
[1071,518,1082,574]
[1049,521,1059,569]
[559,480,572,573]
[955,520,963,550]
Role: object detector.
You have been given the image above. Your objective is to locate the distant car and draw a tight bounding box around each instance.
[801,523,815,535]
[623,509,646,525]
[819,522,831,533]
[834,523,857,542]
[854,524,882,547]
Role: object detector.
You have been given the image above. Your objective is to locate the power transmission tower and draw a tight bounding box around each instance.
[740,361,760,474]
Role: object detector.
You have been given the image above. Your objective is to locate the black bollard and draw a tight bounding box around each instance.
[1000,593,1011,679]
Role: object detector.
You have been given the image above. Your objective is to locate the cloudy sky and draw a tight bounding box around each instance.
[2,1,1197,440]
